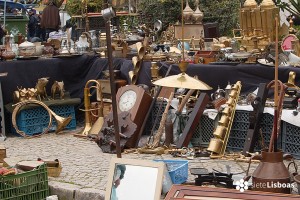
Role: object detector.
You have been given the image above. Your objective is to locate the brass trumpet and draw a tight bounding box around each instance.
[74,80,104,137]
[12,100,72,137]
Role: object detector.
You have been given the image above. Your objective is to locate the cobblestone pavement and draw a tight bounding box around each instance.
[2,130,300,199]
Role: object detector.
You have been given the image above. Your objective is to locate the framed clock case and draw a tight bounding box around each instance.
[116,85,153,147]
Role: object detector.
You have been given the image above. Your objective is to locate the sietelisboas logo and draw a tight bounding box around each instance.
[235,179,249,192]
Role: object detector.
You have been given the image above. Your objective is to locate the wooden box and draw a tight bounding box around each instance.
[194,50,219,64]
[0,145,6,163]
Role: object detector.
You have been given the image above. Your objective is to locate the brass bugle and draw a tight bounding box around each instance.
[75,80,104,137]
[207,138,223,154]
[213,125,227,139]
[12,100,72,137]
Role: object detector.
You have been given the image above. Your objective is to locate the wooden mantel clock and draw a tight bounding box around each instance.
[116,85,152,146]
[98,84,153,153]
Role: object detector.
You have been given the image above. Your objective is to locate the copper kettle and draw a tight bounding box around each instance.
[245,150,292,194]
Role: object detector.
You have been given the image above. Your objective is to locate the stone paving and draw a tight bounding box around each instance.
[1,129,300,200]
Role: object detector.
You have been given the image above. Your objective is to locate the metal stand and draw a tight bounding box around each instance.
[0,73,7,141]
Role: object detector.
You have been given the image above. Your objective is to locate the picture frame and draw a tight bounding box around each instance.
[105,157,165,200]
[165,185,299,200]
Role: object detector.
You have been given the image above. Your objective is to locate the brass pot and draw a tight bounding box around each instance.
[207,138,223,154]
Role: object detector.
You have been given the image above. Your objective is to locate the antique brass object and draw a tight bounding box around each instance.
[285,71,300,90]
[207,138,223,154]
[136,42,145,60]
[218,115,230,127]
[150,62,159,80]
[152,61,212,90]
[208,81,242,158]
[229,90,238,98]
[237,0,279,51]
[222,107,232,116]
[226,97,235,107]
[213,125,227,139]
[12,100,72,137]
[74,80,103,137]
[51,81,65,100]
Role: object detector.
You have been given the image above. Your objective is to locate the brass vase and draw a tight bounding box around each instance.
[192,0,203,24]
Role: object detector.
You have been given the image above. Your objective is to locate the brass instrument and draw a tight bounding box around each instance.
[207,81,242,158]
[12,100,72,137]
[74,80,104,137]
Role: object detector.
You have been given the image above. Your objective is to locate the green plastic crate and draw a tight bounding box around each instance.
[0,163,49,200]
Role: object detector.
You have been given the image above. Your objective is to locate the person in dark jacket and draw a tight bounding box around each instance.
[40,0,61,40]
[27,9,37,41]
[35,12,46,41]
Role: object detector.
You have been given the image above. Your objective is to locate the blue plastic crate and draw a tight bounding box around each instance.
[154,159,188,184]
[12,105,76,136]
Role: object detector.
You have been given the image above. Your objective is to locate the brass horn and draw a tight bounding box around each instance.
[74,80,104,137]
[12,100,72,137]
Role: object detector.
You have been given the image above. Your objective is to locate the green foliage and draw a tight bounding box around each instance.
[65,0,103,16]
[139,0,182,30]
[200,0,240,36]
[139,0,241,36]
[275,0,300,17]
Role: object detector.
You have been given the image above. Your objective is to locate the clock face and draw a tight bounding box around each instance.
[118,90,137,112]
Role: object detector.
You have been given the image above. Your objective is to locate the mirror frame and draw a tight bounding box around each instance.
[105,157,165,200]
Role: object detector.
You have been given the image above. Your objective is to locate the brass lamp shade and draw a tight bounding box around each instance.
[153,73,212,90]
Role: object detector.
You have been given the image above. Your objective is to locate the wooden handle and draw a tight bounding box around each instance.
[177,89,195,114]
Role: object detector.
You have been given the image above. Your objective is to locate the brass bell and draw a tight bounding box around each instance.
[231,83,240,91]
[229,90,238,98]
[213,125,227,139]
[218,115,230,127]
[226,97,235,107]
[222,106,232,116]
[207,138,223,154]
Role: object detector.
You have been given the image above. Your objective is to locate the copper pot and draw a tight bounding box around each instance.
[2,50,16,61]
[252,150,291,194]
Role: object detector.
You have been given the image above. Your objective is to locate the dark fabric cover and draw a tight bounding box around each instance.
[1,56,300,106]
[0,55,132,105]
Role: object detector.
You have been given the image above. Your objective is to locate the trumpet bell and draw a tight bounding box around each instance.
[55,115,72,134]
